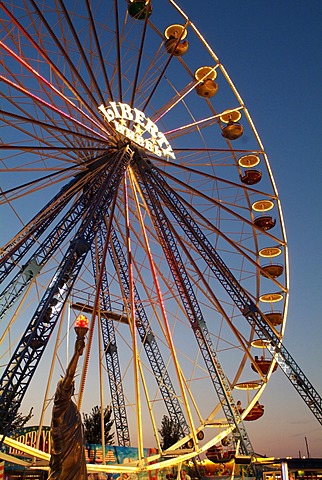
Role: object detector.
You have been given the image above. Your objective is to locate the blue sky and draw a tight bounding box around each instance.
[184,0,322,457]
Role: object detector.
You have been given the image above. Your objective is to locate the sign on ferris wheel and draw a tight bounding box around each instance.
[99,101,176,160]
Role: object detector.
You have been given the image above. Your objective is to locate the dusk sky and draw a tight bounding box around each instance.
[1,0,322,463]
[186,0,322,458]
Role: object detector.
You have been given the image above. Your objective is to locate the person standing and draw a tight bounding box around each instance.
[181,469,191,480]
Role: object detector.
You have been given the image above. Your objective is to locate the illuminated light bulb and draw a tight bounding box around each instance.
[74,314,89,337]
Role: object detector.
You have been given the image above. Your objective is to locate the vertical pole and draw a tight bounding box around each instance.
[124,172,144,462]
[305,437,310,458]
[98,310,106,464]
[281,461,289,480]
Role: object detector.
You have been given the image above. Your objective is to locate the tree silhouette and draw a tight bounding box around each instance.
[0,397,34,436]
[11,407,34,432]
[158,415,181,450]
[83,405,114,445]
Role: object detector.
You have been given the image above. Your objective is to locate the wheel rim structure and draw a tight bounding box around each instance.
[0,0,288,473]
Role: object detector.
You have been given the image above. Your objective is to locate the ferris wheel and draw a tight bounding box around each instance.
[0,0,291,472]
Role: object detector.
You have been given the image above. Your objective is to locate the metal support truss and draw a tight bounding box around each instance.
[133,153,254,458]
[0,154,114,322]
[146,159,322,426]
[0,148,132,438]
[0,169,87,284]
[109,227,191,437]
[91,226,131,447]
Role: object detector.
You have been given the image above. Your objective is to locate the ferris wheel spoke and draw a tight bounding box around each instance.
[164,107,243,141]
[132,46,168,112]
[0,145,109,154]
[156,158,274,199]
[0,91,82,158]
[156,213,255,358]
[0,40,108,137]
[129,9,150,108]
[121,177,284,341]
[0,2,99,117]
[153,167,270,240]
[114,0,123,102]
[149,81,196,124]
[57,0,105,106]
[141,164,287,316]
[0,76,110,143]
[141,25,190,113]
[152,66,222,125]
[0,110,108,150]
[26,0,102,111]
[0,162,86,208]
[153,163,287,255]
[84,0,114,101]
[0,169,89,269]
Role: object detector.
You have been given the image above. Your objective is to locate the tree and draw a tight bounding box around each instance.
[83,405,114,445]
[158,415,181,450]
[10,407,34,433]
[1,398,34,436]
